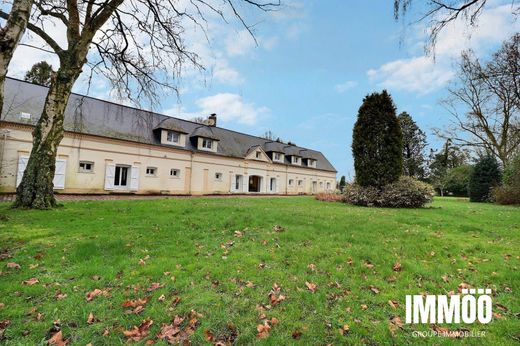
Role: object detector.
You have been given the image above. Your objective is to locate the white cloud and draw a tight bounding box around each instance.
[196,93,269,125]
[164,93,269,126]
[213,60,244,85]
[367,3,520,94]
[335,80,358,93]
[226,30,256,57]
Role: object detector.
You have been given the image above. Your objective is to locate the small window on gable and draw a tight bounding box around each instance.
[288,179,294,186]
[215,172,223,181]
[256,151,261,159]
[79,161,94,173]
[202,138,213,149]
[166,130,180,144]
[170,168,180,177]
[146,167,157,176]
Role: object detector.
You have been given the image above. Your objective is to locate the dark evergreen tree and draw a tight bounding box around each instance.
[339,176,346,191]
[24,61,53,87]
[427,140,468,196]
[352,90,403,187]
[469,156,502,202]
[398,112,427,179]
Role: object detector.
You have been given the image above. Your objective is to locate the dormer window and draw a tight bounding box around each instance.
[167,130,180,144]
[272,152,284,163]
[202,138,213,149]
[307,159,317,168]
[292,156,301,165]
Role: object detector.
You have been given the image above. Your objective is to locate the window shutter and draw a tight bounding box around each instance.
[104,164,115,190]
[53,159,66,189]
[242,175,248,193]
[130,166,140,191]
[230,174,236,193]
[16,156,29,187]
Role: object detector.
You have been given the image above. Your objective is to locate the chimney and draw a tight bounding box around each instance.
[208,113,217,127]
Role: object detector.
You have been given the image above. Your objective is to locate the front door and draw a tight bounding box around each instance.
[249,176,261,193]
[312,181,317,193]
[114,165,129,188]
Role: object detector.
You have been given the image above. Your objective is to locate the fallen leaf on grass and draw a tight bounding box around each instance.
[292,330,302,339]
[47,330,67,346]
[392,262,402,272]
[272,225,285,233]
[369,285,380,294]
[388,316,403,336]
[6,262,20,269]
[0,303,4,309]
[457,283,470,293]
[23,278,39,286]
[158,294,166,302]
[246,281,255,288]
[122,298,149,308]
[123,319,153,342]
[363,261,374,269]
[256,322,271,339]
[86,288,110,302]
[55,290,67,300]
[339,324,350,336]
[234,231,243,237]
[171,296,181,307]
[86,312,97,325]
[147,282,163,292]
[442,274,449,283]
[157,315,199,344]
[204,322,238,345]
[268,283,286,305]
[305,282,317,293]
[388,300,399,309]
[360,304,368,310]
[307,264,316,271]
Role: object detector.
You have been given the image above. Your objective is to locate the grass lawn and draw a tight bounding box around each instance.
[0,197,518,345]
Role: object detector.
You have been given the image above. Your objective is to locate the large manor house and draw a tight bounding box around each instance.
[0,78,336,196]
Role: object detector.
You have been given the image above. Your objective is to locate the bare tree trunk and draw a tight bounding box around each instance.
[13,66,82,209]
[0,0,34,117]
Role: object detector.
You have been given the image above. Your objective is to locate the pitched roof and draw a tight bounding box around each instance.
[1,77,336,172]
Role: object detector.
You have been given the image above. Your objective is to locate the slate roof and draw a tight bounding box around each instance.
[1,77,336,172]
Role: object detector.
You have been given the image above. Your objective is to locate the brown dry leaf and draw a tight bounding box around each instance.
[158,294,166,302]
[256,322,271,339]
[495,303,508,312]
[147,282,163,292]
[55,290,67,301]
[268,283,286,305]
[360,304,368,310]
[442,274,449,283]
[305,282,317,293]
[0,303,4,309]
[23,278,39,286]
[171,296,181,307]
[139,259,146,266]
[157,315,199,344]
[457,282,470,293]
[6,262,20,269]
[347,257,353,265]
[292,330,302,339]
[388,316,403,336]
[234,231,243,237]
[339,324,350,336]
[86,288,110,302]
[272,225,285,233]
[369,285,380,294]
[392,262,402,272]
[122,298,149,308]
[261,240,268,246]
[246,281,255,288]
[86,312,96,325]
[47,330,68,346]
[123,319,153,342]
[388,300,399,309]
[307,264,317,271]
[363,261,374,269]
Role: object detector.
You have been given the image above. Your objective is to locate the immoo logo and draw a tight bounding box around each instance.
[405,289,493,324]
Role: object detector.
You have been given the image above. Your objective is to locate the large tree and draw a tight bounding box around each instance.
[398,111,427,179]
[352,90,403,187]
[0,0,278,209]
[438,34,520,166]
[428,139,468,195]
[0,0,34,117]
[25,60,53,86]
[393,0,519,54]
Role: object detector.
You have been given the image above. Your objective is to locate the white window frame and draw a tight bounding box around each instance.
[292,156,301,165]
[166,130,180,144]
[79,161,94,173]
[170,168,180,178]
[114,165,131,189]
[273,152,281,161]
[202,138,213,149]
[146,167,157,176]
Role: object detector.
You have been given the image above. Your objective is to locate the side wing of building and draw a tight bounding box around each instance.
[0,78,337,195]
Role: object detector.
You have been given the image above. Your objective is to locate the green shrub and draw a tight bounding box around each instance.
[503,152,520,186]
[469,156,502,202]
[444,165,472,197]
[343,176,434,208]
[352,90,403,187]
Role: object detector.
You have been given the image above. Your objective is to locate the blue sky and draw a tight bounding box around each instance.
[7,0,520,178]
